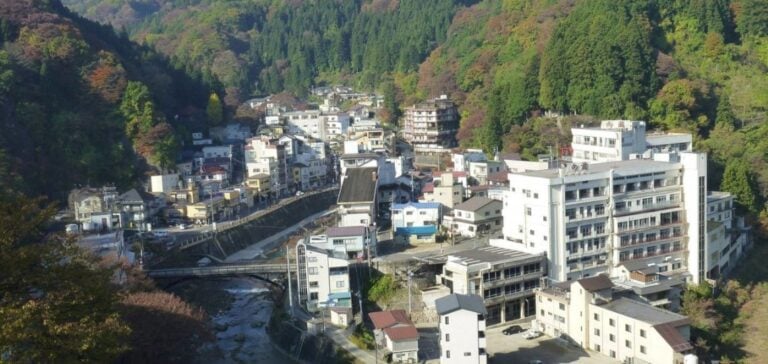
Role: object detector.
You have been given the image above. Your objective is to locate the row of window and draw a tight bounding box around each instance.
[482,263,542,282]
[483,280,540,299]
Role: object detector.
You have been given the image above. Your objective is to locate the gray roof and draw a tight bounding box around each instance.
[453,196,499,212]
[118,189,151,204]
[436,293,487,315]
[327,226,367,237]
[600,298,688,325]
[338,167,378,203]
[448,246,543,266]
[520,159,678,179]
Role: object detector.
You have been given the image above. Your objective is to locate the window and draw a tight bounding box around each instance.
[625,324,631,332]
[609,334,615,342]
[526,207,532,216]
[625,340,631,348]
[640,329,646,338]
[559,303,565,310]
[640,345,646,354]
[308,257,318,262]
[594,328,600,336]
[610,350,616,358]
[594,313,599,321]
[446,351,450,359]
[310,292,318,300]
[595,344,601,352]
[444,316,449,325]
[309,281,319,288]
[534,193,539,199]
[445,333,450,342]
[464,352,471,356]
[609,318,615,327]
[308,267,318,275]
[336,281,345,288]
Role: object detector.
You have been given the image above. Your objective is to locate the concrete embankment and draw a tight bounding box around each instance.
[155,189,338,268]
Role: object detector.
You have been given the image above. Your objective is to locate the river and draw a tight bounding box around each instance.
[170,278,290,364]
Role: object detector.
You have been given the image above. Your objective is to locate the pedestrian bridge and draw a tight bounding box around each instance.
[146,261,288,279]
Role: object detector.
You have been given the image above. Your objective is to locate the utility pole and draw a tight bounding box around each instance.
[407,270,414,315]
[287,245,293,315]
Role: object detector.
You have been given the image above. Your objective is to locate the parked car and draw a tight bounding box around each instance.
[502,325,525,335]
[524,330,542,340]
[178,224,188,230]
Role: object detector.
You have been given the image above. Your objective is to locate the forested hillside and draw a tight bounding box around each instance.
[62,0,475,107]
[0,0,208,200]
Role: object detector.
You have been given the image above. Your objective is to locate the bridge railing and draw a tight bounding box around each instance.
[146,263,288,278]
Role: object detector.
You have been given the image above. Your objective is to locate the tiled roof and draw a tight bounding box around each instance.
[422,183,434,193]
[384,325,419,342]
[369,309,412,329]
[654,320,694,352]
[338,167,378,203]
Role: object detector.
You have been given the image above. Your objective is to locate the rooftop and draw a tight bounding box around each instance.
[436,293,487,315]
[369,309,412,330]
[391,201,441,210]
[447,246,542,266]
[576,275,613,292]
[599,298,689,325]
[453,196,498,212]
[338,167,378,203]
[519,159,679,179]
[327,226,367,237]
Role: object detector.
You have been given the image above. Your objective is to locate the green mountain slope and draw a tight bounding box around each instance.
[0,0,208,200]
[62,0,476,105]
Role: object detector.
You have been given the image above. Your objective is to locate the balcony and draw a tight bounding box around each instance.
[614,201,682,217]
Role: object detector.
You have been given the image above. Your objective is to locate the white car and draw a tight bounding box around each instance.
[178,224,188,230]
[524,331,542,340]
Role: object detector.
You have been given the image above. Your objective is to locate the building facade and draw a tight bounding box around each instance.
[296,240,350,312]
[437,246,546,326]
[392,202,441,244]
[445,197,503,238]
[436,294,488,364]
[402,95,459,153]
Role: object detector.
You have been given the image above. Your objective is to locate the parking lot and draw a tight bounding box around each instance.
[486,323,616,364]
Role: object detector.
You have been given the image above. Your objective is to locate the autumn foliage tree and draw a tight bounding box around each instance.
[0,195,130,363]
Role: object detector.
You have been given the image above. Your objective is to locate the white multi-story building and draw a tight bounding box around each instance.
[337,167,378,227]
[284,110,327,140]
[704,191,750,279]
[498,153,709,284]
[245,136,288,195]
[436,294,488,364]
[149,174,180,194]
[325,112,350,137]
[347,118,385,152]
[295,240,350,312]
[445,197,503,238]
[571,120,692,164]
[452,149,487,173]
[535,275,697,364]
[308,226,373,259]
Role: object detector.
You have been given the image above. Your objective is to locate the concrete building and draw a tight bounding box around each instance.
[436,294,488,364]
[445,197,502,238]
[467,160,505,186]
[245,136,288,196]
[369,310,419,363]
[325,112,350,138]
[308,225,373,259]
[535,275,697,364]
[437,246,546,325]
[570,120,693,164]
[284,110,327,140]
[498,154,709,284]
[704,191,750,279]
[337,167,378,227]
[391,202,441,244]
[419,173,464,210]
[452,149,487,173]
[402,95,459,153]
[347,118,385,152]
[296,240,350,312]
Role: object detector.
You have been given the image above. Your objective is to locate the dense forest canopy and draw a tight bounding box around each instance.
[0,0,208,200]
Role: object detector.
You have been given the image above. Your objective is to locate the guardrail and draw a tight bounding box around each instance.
[175,187,339,250]
[146,263,288,278]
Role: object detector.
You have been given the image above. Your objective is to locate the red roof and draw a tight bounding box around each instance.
[202,165,227,174]
[487,171,509,182]
[384,325,419,341]
[369,310,412,329]
[422,183,434,193]
[654,320,694,352]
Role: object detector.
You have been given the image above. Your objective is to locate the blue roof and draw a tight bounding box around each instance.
[395,225,438,235]
[391,202,441,210]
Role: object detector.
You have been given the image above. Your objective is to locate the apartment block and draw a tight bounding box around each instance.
[571,120,692,164]
[436,294,488,364]
[245,136,288,195]
[498,153,708,284]
[295,240,350,312]
[437,246,546,325]
[308,225,373,259]
[392,202,441,244]
[705,191,751,279]
[535,275,697,364]
[402,95,459,153]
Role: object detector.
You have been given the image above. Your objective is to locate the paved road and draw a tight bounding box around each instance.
[325,326,378,363]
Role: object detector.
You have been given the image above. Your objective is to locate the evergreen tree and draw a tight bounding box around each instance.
[721,160,760,214]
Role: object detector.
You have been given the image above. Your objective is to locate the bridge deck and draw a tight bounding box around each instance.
[146,263,288,278]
